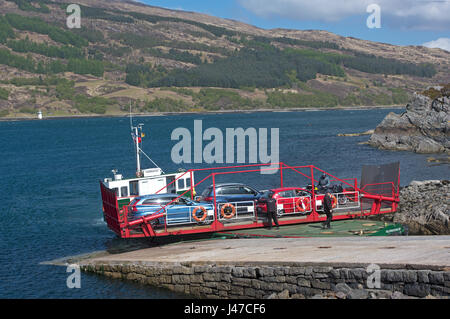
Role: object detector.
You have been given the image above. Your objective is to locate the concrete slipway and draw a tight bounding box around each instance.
[47,220,449,298]
[81,235,450,267]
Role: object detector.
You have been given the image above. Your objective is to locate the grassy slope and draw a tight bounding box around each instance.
[0,0,449,118]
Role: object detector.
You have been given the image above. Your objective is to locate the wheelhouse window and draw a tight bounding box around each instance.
[121,186,128,197]
[178,179,185,190]
[129,181,139,196]
[185,178,191,188]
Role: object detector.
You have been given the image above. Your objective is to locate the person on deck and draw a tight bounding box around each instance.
[318,173,330,192]
[322,192,333,229]
[266,191,279,230]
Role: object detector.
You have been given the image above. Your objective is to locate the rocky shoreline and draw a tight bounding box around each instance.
[376,180,449,235]
[368,85,449,154]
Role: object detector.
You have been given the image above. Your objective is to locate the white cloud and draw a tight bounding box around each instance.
[422,38,450,52]
[238,0,450,30]
[238,0,367,22]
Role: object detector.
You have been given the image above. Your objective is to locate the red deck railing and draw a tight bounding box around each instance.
[100,162,400,239]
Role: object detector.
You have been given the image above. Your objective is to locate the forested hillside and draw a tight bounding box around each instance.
[0,0,448,118]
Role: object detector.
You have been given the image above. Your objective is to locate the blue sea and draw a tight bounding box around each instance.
[0,109,447,298]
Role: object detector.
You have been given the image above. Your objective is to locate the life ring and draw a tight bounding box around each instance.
[331,195,337,208]
[192,206,208,223]
[295,197,311,212]
[220,203,236,219]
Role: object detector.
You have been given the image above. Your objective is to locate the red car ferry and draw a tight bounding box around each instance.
[100,162,400,239]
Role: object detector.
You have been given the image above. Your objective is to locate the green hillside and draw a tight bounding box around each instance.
[0,0,448,118]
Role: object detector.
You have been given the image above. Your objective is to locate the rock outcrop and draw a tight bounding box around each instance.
[393,180,449,235]
[368,85,449,154]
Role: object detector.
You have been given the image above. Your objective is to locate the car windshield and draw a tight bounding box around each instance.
[280,190,296,198]
[173,197,190,205]
[129,198,140,206]
[260,190,271,198]
[220,186,242,195]
[240,186,255,194]
[141,197,176,206]
[201,187,211,197]
[180,197,194,205]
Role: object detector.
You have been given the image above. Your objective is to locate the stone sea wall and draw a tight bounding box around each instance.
[79,261,449,299]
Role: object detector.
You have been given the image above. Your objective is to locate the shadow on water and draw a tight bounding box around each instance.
[103,232,221,254]
[43,233,222,266]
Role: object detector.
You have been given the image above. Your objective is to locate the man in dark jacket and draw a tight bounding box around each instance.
[322,192,333,229]
[318,173,330,192]
[266,191,279,230]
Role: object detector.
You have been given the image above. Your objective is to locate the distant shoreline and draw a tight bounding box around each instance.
[0,104,405,122]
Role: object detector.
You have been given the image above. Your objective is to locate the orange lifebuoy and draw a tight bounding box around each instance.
[192,206,208,222]
[220,203,236,219]
[295,197,311,212]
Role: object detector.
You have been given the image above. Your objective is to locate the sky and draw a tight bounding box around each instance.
[138,0,450,51]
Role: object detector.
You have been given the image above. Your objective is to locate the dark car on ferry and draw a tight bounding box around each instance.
[196,183,262,220]
[197,183,262,203]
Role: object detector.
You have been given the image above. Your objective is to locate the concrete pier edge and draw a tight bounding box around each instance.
[72,236,450,299]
